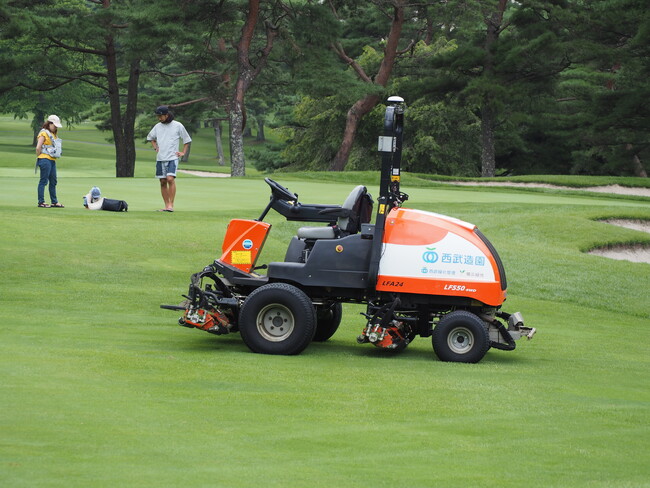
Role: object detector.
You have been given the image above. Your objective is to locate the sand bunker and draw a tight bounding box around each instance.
[602,219,650,233]
[589,220,650,264]
[589,245,650,263]
[448,181,650,198]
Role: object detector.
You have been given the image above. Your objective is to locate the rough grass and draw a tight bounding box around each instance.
[1,116,649,487]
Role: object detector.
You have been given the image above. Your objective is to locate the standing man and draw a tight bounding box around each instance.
[147,106,192,212]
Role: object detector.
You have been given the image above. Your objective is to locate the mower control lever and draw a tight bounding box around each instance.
[318,207,351,218]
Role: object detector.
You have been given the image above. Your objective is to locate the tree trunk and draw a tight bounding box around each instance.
[627,144,648,177]
[230,104,246,176]
[480,104,496,177]
[229,0,277,176]
[214,119,225,166]
[256,116,265,142]
[31,108,45,146]
[122,58,140,175]
[105,34,131,177]
[479,0,508,178]
[330,94,380,171]
[632,154,647,177]
[330,3,405,171]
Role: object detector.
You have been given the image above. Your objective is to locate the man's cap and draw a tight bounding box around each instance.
[90,186,101,200]
[47,115,63,128]
[155,106,169,115]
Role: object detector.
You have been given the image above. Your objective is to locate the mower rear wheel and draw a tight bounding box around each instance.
[239,283,316,355]
[313,302,343,342]
[432,311,490,363]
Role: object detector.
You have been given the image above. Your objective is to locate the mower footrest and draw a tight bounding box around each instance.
[507,326,536,341]
[520,326,536,340]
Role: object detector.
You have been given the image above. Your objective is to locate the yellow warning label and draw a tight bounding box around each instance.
[391,175,400,182]
[379,204,386,214]
[231,250,252,264]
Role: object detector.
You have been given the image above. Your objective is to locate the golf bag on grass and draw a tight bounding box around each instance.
[83,187,128,212]
[101,198,128,212]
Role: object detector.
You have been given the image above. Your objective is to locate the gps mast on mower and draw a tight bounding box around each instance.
[162,96,535,363]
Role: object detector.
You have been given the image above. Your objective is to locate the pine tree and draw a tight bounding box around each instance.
[558,0,649,176]
[0,0,207,177]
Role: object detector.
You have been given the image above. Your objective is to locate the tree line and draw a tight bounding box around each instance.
[0,0,648,178]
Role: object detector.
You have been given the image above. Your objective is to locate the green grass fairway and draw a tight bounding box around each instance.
[1,117,649,487]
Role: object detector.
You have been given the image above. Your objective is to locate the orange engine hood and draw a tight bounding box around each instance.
[376,207,507,306]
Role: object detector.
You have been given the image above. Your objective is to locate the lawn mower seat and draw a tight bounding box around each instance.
[296,185,373,240]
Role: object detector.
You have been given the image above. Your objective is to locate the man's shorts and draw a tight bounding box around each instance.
[156,160,178,179]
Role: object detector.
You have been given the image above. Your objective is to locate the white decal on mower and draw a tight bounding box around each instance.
[379,233,495,282]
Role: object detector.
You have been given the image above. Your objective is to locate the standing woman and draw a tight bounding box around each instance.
[35,114,64,208]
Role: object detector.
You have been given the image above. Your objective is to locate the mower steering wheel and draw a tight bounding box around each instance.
[265,178,297,201]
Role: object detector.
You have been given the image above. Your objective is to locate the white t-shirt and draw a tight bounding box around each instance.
[146,120,192,161]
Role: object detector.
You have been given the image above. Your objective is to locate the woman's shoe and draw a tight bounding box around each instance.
[38,203,50,208]
[51,203,65,208]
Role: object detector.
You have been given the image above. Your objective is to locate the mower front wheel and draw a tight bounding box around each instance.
[432,311,490,363]
[239,283,316,355]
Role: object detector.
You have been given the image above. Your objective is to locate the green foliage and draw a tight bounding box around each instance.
[0,1,101,134]
[281,3,370,100]
[356,46,382,76]
[287,2,341,49]
[249,142,288,172]
[280,96,349,170]
[401,98,481,176]
[1,0,649,177]
[543,0,650,175]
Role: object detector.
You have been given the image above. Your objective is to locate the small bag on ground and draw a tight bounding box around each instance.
[101,198,128,212]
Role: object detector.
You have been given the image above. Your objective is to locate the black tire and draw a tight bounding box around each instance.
[432,310,490,363]
[239,283,316,355]
[313,302,343,342]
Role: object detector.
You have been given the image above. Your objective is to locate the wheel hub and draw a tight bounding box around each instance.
[448,326,474,354]
[257,304,294,342]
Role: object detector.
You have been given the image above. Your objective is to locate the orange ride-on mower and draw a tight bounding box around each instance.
[162,96,535,363]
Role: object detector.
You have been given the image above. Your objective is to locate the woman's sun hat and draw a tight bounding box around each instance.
[47,115,63,128]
